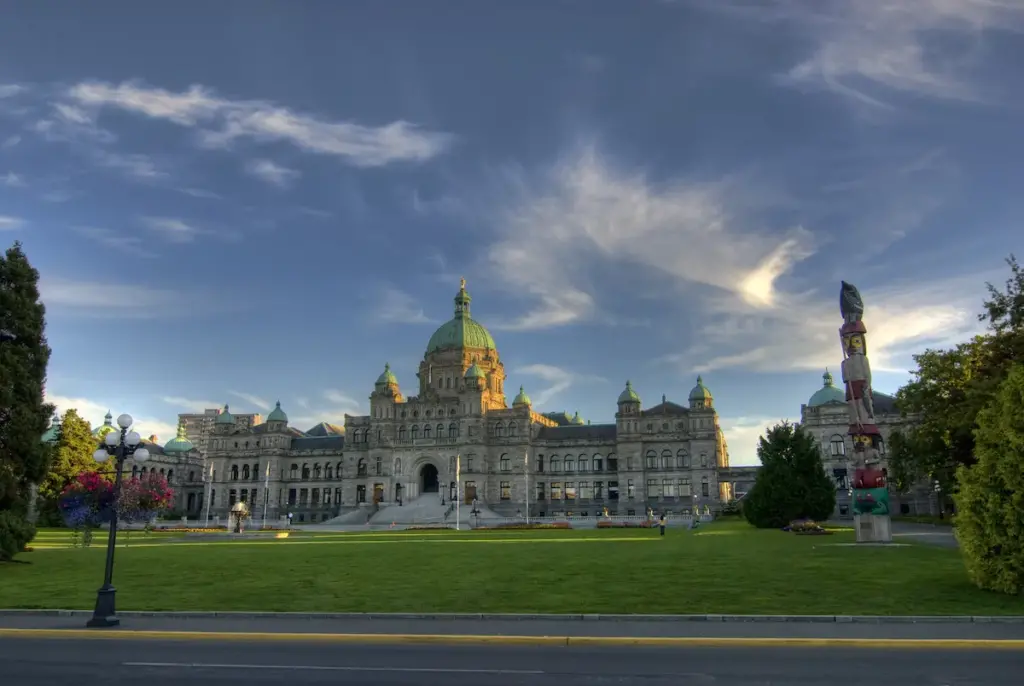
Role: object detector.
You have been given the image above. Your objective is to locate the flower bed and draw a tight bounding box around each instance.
[597,520,656,529]
[155,526,228,533]
[473,522,572,530]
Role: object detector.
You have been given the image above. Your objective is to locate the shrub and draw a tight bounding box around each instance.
[596,520,656,529]
[0,510,36,562]
[473,522,571,530]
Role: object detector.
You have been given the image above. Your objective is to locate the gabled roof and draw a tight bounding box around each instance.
[305,422,345,437]
[643,400,689,416]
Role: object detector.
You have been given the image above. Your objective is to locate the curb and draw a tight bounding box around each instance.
[0,628,1022,649]
[1,609,1023,623]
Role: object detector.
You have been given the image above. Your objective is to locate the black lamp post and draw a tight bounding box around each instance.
[87,413,150,628]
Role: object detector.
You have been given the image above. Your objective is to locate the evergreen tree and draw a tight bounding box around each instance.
[743,422,836,528]
[953,363,1024,595]
[0,242,54,561]
[37,408,102,524]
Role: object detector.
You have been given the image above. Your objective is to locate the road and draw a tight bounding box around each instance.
[2,635,1023,686]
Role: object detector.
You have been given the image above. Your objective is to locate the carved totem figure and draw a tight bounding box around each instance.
[838,281,889,517]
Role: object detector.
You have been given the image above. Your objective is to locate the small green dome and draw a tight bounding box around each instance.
[41,412,61,444]
[688,375,713,401]
[464,363,485,379]
[267,400,288,423]
[163,421,194,454]
[513,385,531,406]
[808,369,845,407]
[92,410,117,438]
[425,279,497,355]
[617,380,641,404]
[571,411,585,425]
[376,363,398,386]
[215,404,234,424]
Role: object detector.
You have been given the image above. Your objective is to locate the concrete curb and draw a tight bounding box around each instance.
[1,609,1023,623]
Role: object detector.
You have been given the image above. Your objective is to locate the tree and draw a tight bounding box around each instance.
[743,422,836,528]
[953,363,1024,595]
[37,409,101,525]
[894,254,1024,491]
[0,242,54,561]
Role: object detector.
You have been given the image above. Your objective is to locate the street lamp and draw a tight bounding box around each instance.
[87,413,150,628]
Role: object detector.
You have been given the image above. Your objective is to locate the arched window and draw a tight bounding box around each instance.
[394,458,402,475]
[159,468,166,476]
[252,463,260,480]
[167,469,173,481]
[829,435,846,456]
[700,452,708,468]
[448,422,458,439]
[499,454,510,472]
[661,449,672,469]
[243,464,251,480]
[495,423,505,438]
[411,425,419,439]
[314,463,322,479]
[231,464,239,480]
[336,461,342,477]
[645,450,657,469]
[551,456,561,472]
[290,463,298,479]
[326,463,333,479]
[578,454,589,472]
[140,466,147,476]
[188,470,195,482]
[677,450,690,468]
[302,463,310,479]
[565,458,575,472]
[508,422,518,437]
[132,465,139,478]
[592,453,603,471]
[424,424,431,439]
[436,423,444,438]
[701,476,710,497]
[357,458,367,476]
[399,426,407,440]
[375,456,382,475]
[446,377,452,389]
[449,456,455,473]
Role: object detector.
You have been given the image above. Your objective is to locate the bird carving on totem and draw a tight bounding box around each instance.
[839,281,864,324]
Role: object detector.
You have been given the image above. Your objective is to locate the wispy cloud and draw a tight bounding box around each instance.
[95,150,164,179]
[66,80,455,167]
[160,396,221,414]
[178,187,222,200]
[0,84,25,98]
[46,392,178,444]
[479,145,814,330]
[32,102,116,144]
[38,277,234,319]
[228,390,272,411]
[142,216,202,243]
[1,172,25,187]
[2,135,21,148]
[285,390,364,430]
[70,226,157,259]
[515,364,605,407]
[372,287,435,324]
[245,159,301,188]
[0,216,24,230]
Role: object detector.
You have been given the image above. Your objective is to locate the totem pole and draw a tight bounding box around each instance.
[839,281,892,543]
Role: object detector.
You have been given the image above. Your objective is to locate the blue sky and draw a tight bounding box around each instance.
[2,1,1021,465]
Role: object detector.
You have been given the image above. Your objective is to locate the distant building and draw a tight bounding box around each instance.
[178,407,262,456]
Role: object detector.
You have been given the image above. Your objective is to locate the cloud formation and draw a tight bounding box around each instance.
[1,172,25,187]
[373,287,435,325]
[245,159,300,188]
[160,396,221,414]
[0,216,23,230]
[70,226,157,259]
[515,364,605,408]
[38,277,232,319]
[142,216,203,243]
[66,80,454,167]
[228,390,272,411]
[46,393,178,444]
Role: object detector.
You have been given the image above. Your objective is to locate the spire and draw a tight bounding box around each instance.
[823,368,834,386]
[454,277,471,318]
[176,419,188,439]
[103,410,113,425]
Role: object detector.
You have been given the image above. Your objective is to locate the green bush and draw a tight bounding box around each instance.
[743,422,836,529]
[0,511,36,562]
[954,363,1024,595]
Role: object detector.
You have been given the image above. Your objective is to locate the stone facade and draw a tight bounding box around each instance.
[194,281,737,524]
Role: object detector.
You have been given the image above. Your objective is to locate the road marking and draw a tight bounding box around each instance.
[124,661,544,674]
[1,629,1022,649]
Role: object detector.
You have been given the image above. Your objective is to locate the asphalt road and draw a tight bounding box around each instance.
[3,636,1022,686]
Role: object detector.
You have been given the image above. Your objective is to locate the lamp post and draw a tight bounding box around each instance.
[88,413,150,628]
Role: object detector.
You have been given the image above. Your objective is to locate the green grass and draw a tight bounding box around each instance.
[3,522,1021,616]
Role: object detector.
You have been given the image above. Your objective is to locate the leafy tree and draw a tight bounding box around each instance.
[743,422,836,528]
[895,254,1024,491]
[0,242,54,561]
[953,363,1024,595]
[37,409,102,524]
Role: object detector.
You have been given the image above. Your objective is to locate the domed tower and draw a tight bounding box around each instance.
[419,278,506,409]
[807,369,845,407]
[616,380,641,416]
[266,401,289,431]
[688,376,713,410]
[163,420,195,455]
[512,385,532,409]
[215,404,235,434]
[92,410,118,441]
[371,363,403,418]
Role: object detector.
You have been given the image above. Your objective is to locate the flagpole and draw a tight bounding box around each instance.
[524,451,530,525]
[261,462,270,529]
[203,463,213,528]
[455,454,461,531]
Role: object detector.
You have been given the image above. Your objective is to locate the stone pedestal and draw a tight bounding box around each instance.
[854,513,892,543]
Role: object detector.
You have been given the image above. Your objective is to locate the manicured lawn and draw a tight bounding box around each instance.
[2,522,1020,616]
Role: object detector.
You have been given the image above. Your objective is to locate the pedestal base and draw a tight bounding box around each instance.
[854,513,892,543]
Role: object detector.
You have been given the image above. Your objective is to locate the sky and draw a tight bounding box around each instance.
[1,1,1022,466]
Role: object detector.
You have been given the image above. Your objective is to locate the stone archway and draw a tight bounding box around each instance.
[420,463,440,494]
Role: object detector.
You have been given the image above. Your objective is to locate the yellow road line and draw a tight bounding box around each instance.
[0,629,1021,649]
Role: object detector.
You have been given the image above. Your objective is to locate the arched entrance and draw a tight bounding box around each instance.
[420,463,439,494]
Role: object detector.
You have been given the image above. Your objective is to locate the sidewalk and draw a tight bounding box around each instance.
[1,612,1023,643]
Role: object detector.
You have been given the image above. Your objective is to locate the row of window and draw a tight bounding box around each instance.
[827,435,887,456]
[531,477,711,501]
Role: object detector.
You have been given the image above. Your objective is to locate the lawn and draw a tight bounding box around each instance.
[1,522,1020,616]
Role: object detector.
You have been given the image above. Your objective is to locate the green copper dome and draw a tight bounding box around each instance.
[425,279,497,355]
[688,376,713,401]
[267,400,288,423]
[215,404,234,424]
[464,363,485,379]
[808,369,845,407]
[376,363,398,386]
[571,411,585,425]
[617,380,641,404]
[41,412,61,444]
[163,421,194,454]
[92,410,117,438]
[513,385,531,406]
